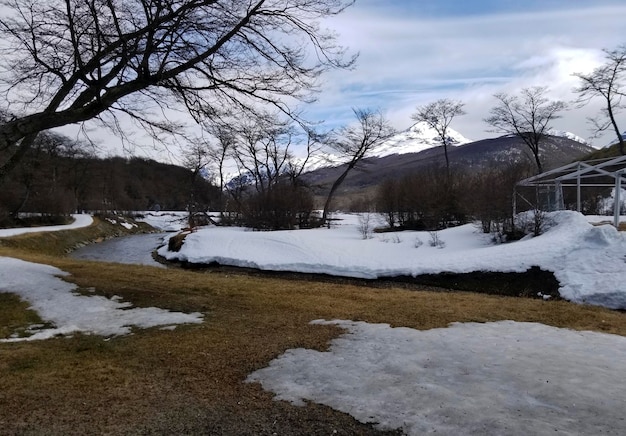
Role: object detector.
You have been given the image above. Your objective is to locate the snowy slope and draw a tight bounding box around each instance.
[302,126,589,173]
[547,129,588,145]
[302,121,471,172]
[371,121,471,158]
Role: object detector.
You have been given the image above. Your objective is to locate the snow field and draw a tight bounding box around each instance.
[248,319,626,435]
[160,210,626,309]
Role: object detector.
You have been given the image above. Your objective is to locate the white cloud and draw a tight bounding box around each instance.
[308,3,626,146]
[45,2,626,159]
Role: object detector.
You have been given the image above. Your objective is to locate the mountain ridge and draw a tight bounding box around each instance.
[302,122,588,172]
[301,133,595,206]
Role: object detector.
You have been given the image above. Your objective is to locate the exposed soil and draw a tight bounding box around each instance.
[158,254,561,301]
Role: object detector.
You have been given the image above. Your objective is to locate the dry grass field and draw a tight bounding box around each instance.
[1,220,625,434]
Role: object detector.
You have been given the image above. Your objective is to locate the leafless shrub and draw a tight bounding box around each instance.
[516,208,551,237]
[358,213,374,239]
[429,231,446,248]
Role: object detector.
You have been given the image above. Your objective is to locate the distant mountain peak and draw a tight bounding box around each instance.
[546,129,588,145]
[371,121,472,158]
[301,122,472,172]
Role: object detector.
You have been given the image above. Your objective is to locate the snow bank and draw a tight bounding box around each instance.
[0,214,93,238]
[136,211,189,232]
[248,319,626,435]
[0,257,203,342]
[159,211,626,309]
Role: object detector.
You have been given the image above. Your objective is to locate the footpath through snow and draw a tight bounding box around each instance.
[0,214,93,237]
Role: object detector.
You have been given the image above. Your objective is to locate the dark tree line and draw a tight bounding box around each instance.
[0,132,220,227]
[376,165,467,231]
[374,162,533,239]
[215,112,326,231]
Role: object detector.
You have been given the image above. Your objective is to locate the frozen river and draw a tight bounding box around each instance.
[70,233,167,268]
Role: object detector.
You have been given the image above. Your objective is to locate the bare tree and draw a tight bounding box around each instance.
[181,141,214,227]
[484,87,566,174]
[0,0,356,183]
[321,108,395,225]
[202,124,235,216]
[285,127,327,183]
[574,45,626,155]
[223,113,319,229]
[411,99,465,173]
[201,123,234,189]
[229,113,295,195]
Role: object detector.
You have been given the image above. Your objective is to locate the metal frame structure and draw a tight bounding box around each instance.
[516,155,626,228]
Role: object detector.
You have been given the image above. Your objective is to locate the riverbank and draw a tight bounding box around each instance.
[1,214,626,434]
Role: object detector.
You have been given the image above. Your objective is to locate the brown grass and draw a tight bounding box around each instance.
[1,226,626,434]
[0,293,45,339]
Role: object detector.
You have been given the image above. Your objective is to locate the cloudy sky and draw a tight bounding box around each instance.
[55,0,626,161]
[302,0,626,146]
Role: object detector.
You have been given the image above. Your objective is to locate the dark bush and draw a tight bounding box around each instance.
[238,181,315,230]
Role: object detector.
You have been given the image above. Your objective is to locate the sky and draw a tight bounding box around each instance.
[302,0,626,145]
[55,0,626,162]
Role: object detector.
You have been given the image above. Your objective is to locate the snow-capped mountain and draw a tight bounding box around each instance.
[302,133,595,197]
[370,121,471,158]
[547,129,588,145]
[301,121,471,172]
[227,127,591,189]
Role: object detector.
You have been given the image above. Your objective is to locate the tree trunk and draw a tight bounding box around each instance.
[607,104,625,155]
[0,134,39,185]
[534,152,543,174]
[321,161,356,226]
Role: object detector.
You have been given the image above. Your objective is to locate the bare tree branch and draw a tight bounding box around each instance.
[0,0,356,182]
[321,108,395,225]
[484,86,566,174]
[573,44,626,155]
[411,98,465,173]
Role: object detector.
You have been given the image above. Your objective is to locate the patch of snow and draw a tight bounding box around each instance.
[136,211,189,232]
[0,256,203,342]
[595,188,626,215]
[248,319,626,435]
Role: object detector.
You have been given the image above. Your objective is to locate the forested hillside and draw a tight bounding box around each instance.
[0,132,219,225]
